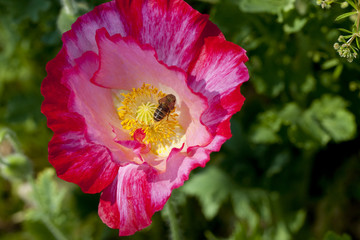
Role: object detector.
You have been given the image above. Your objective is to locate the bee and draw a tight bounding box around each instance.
[153,94,176,122]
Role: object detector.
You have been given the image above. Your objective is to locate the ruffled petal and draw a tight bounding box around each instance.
[98,146,212,236]
[116,0,224,70]
[63,0,126,63]
[42,49,120,193]
[92,28,212,149]
[99,165,154,236]
[69,52,140,164]
[188,36,249,140]
[43,0,250,235]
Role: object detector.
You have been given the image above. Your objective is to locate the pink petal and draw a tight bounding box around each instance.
[42,49,119,194]
[66,51,137,165]
[63,0,126,63]
[115,0,224,70]
[92,28,212,148]
[188,36,249,140]
[99,165,154,236]
[64,0,223,72]
[98,146,211,236]
[115,129,151,158]
[43,0,250,235]
[97,26,251,233]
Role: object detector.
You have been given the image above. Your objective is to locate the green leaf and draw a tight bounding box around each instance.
[25,169,70,240]
[224,221,263,240]
[238,0,295,15]
[251,75,285,97]
[335,11,357,21]
[278,103,302,124]
[288,210,306,232]
[231,190,261,232]
[265,152,290,177]
[0,127,20,156]
[0,153,32,181]
[0,0,51,22]
[283,18,307,34]
[300,75,316,94]
[251,104,302,145]
[323,231,352,240]
[251,126,282,144]
[30,169,67,218]
[195,0,219,3]
[338,28,353,34]
[24,220,56,240]
[5,93,44,123]
[292,108,331,148]
[288,123,323,149]
[309,95,356,142]
[250,110,283,144]
[57,8,78,33]
[344,0,357,10]
[333,64,343,79]
[182,167,234,220]
[288,95,356,149]
[322,59,340,70]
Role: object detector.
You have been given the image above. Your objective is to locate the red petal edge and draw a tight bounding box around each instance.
[188,36,249,140]
[42,0,249,235]
[115,0,224,70]
[41,48,119,194]
[99,165,154,236]
[99,4,249,236]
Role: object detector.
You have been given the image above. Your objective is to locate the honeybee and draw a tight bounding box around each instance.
[153,94,176,122]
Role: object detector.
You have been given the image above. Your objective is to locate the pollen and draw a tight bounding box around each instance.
[114,84,184,156]
[136,102,157,125]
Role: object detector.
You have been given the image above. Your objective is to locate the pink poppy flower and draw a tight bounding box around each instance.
[41,0,249,236]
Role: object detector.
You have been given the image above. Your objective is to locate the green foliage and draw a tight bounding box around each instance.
[22,168,111,240]
[57,7,78,33]
[0,0,51,22]
[182,167,307,239]
[25,169,70,240]
[323,231,352,240]
[238,0,295,17]
[26,169,66,222]
[0,128,32,181]
[182,167,235,220]
[251,95,356,149]
[0,0,359,239]
[0,153,32,181]
[319,0,360,62]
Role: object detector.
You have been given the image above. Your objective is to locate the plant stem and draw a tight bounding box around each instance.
[166,198,181,240]
[346,34,356,44]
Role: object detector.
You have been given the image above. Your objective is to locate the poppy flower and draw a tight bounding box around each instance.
[41,0,249,236]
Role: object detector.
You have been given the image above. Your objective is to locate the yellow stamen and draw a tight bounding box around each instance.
[113,84,183,156]
[136,102,157,125]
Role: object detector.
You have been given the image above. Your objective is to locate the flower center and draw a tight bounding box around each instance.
[114,84,184,156]
[136,102,157,125]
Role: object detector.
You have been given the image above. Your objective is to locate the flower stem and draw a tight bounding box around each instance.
[166,198,181,240]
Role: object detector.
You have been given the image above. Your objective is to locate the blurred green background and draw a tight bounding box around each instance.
[0,0,359,239]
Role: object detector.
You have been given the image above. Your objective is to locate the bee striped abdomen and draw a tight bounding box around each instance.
[154,104,169,122]
[153,94,176,122]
